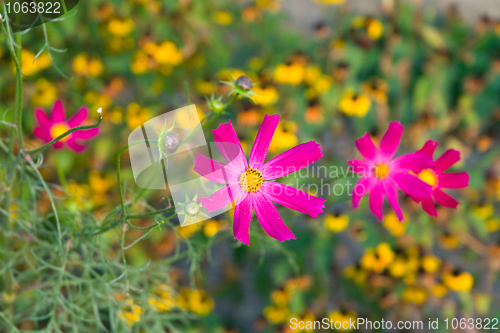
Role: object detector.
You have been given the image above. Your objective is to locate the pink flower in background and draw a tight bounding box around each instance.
[348,122,434,221]
[410,140,469,217]
[194,114,325,245]
[33,100,99,153]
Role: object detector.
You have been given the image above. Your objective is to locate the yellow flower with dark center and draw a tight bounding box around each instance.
[107,18,134,37]
[273,62,305,85]
[328,310,357,332]
[271,288,290,307]
[148,41,183,67]
[118,299,142,326]
[176,288,214,316]
[324,214,349,233]
[268,121,298,153]
[382,212,407,236]
[422,255,441,273]
[339,90,371,117]
[472,204,494,219]
[443,270,473,292]
[252,85,278,106]
[439,233,459,249]
[130,50,151,74]
[362,79,389,104]
[264,304,289,324]
[432,284,447,298]
[360,243,394,273]
[402,286,427,304]
[203,219,222,237]
[32,78,57,107]
[18,49,51,76]
[213,11,233,25]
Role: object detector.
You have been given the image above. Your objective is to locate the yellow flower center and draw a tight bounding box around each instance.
[417,169,438,189]
[374,163,390,179]
[50,123,70,142]
[239,168,263,193]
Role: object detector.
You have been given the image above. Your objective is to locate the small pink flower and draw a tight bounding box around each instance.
[194,114,325,245]
[348,122,434,221]
[33,100,99,153]
[410,140,469,217]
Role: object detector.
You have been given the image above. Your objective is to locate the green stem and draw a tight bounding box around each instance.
[27,117,102,155]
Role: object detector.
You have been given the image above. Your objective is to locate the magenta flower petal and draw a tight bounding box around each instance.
[355,133,377,160]
[67,107,89,128]
[35,108,52,128]
[249,114,280,169]
[260,141,322,180]
[66,139,86,153]
[352,176,375,208]
[438,172,469,189]
[369,184,384,221]
[253,192,296,242]
[383,178,404,221]
[421,196,437,217]
[261,182,325,218]
[435,149,460,173]
[433,188,459,208]
[233,194,253,245]
[34,127,50,142]
[52,100,66,123]
[71,127,99,140]
[212,120,248,172]
[392,173,432,198]
[379,122,404,161]
[193,153,234,184]
[348,159,371,173]
[392,152,434,172]
[417,140,438,156]
[199,183,242,213]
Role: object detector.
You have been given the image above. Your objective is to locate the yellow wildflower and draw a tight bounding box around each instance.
[432,283,447,298]
[18,49,51,76]
[389,257,407,278]
[125,102,151,130]
[339,89,371,117]
[108,18,134,37]
[268,121,298,153]
[382,212,407,236]
[421,255,441,273]
[270,288,290,307]
[178,223,200,238]
[472,204,494,219]
[443,270,474,292]
[84,91,112,115]
[315,0,345,4]
[402,286,427,304]
[252,85,278,106]
[486,218,500,232]
[149,284,176,312]
[439,232,459,249]
[118,299,142,326]
[264,304,289,324]
[362,79,389,104]
[32,78,57,107]
[273,62,305,85]
[366,19,383,39]
[213,11,233,25]
[73,53,104,77]
[324,214,349,233]
[176,288,214,316]
[360,243,394,273]
[343,265,367,285]
[203,219,222,238]
[327,310,357,332]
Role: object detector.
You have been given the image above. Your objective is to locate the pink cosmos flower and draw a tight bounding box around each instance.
[409,140,469,217]
[348,122,434,221]
[194,114,325,245]
[33,100,99,153]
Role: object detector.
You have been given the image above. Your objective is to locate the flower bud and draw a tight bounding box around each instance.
[235,75,253,91]
[163,132,180,154]
[185,200,202,217]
